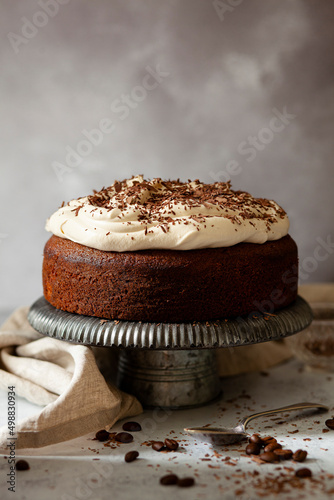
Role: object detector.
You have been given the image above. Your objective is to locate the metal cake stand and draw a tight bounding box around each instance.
[28,296,312,409]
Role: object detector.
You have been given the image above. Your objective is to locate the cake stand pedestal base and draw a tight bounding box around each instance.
[28,296,312,409]
[117,349,221,409]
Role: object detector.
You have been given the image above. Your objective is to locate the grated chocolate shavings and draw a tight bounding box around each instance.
[65,177,286,237]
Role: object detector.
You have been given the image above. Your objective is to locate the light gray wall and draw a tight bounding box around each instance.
[1,0,334,312]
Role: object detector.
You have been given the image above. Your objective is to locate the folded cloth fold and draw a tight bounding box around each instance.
[0,307,142,450]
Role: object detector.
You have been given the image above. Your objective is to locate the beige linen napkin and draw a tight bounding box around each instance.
[0,307,142,450]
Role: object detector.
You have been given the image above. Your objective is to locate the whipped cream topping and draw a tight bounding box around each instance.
[46,176,289,251]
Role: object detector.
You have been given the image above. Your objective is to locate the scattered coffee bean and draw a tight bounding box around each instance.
[273,448,293,460]
[178,477,195,487]
[295,467,312,478]
[115,432,133,443]
[122,421,142,432]
[249,434,264,446]
[160,474,178,485]
[325,418,334,430]
[246,443,262,455]
[125,451,139,463]
[15,460,30,470]
[262,436,277,445]
[292,449,307,462]
[264,442,282,453]
[152,441,165,451]
[260,452,277,463]
[164,438,179,451]
[95,429,110,442]
[16,460,30,471]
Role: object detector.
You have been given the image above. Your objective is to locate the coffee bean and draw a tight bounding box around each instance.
[260,452,277,463]
[273,448,293,460]
[115,432,133,443]
[125,451,139,463]
[152,441,165,451]
[325,418,334,430]
[164,438,179,451]
[160,474,178,485]
[249,434,264,446]
[295,467,312,478]
[264,442,282,453]
[122,421,142,432]
[292,449,307,462]
[178,477,195,487]
[95,429,110,442]
[262,436,277,445]
[16,460,30,471]
[246,443,261,455]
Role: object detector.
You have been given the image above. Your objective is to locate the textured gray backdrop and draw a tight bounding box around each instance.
[1,0,333,313]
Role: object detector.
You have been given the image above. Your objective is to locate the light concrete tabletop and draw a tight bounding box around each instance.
[0,358,334,500]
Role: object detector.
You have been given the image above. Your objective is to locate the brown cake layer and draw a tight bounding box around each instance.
[43,234,298,322]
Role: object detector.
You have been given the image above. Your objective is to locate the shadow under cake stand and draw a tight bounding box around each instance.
[28,296,312,409]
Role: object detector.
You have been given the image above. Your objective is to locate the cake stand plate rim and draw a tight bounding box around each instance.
[27,296,312,350]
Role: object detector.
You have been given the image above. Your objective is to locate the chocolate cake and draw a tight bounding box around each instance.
[43,176,298,322]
